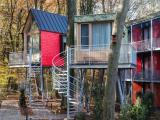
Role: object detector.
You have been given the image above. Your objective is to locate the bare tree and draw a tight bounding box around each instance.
[66,0,76,46]
[102,0,130,120]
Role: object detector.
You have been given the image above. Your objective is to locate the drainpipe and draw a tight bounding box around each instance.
[131,25,133,101]
[150,19,154,92]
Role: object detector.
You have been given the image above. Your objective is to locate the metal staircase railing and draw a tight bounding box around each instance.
[25,49,42,104]
[52,50,81,119]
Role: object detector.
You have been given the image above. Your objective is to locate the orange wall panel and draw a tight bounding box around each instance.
[132,82,142,104]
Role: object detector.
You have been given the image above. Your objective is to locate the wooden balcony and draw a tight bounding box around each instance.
[8,51,29,67]
[68,44,136,68]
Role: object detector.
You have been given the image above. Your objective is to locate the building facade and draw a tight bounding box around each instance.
[128,12,160,107]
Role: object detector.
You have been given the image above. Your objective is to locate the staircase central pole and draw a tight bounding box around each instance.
[29,48,32,105]
[40,50,44,101]
[67,47,70,119]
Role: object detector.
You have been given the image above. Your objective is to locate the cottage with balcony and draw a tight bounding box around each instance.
[68,14,136,68]
[128,11,160,107]
[9,9,67,67]
[8,9,68,103]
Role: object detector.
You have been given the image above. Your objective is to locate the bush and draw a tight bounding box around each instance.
[19,88,27,108]
[142,91,154,112]
[120,91,154,120]
[120,103,133,120]
[120,98,149,120]
[75,112,86,120]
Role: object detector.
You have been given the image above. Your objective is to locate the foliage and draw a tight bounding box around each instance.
[120,100,148,120]
[19,87,27,108]
[0,65,17,92]
[142,91,154,112]
[75,112,86,120]
[92,83,103,120]
[120,92,154,120]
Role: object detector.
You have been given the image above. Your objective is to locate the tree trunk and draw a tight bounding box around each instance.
[102,0,106,13]
[66,0,76,46]
[102,0,130,120]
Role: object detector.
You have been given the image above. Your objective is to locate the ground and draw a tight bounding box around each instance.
[0,95,160,120]
[0,97,67,120]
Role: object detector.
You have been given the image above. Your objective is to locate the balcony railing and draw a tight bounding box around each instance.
[8,51,29,66]
[68,44,136,66]
[153,38,160,50]
[132,40,151,52]
[132,39,160,52]
[135,70,160,82]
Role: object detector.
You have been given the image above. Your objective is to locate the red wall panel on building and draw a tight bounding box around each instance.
[132,82,142,104]
[136,56,142,73]
[132,25,142,42]
[153,19,160,39]
[41,31,64,66]
[153,84,160,108]
[153,52,160,71]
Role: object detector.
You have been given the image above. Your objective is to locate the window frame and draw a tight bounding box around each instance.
[80,24,89,48]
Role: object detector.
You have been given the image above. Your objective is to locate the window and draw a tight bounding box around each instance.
[81,24,89,48]
[92,23,111,48]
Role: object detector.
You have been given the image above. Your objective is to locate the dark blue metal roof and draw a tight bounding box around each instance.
[30,9,68,34]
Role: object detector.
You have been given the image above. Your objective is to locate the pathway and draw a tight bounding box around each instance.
[0,100,67,120]
[0,100,20,120]
[29,101,67,120]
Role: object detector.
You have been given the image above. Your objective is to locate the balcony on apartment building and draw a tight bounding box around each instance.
[135,70,160,83]
[132,40,151,52]
[68,44,137,68]
[131,39,160,52]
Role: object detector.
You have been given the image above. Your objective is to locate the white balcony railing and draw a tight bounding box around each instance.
[132,39,160,52]
[8,51,29,66]
[153,38,160,50]
[132,40,151,52]
[68,44,136,66]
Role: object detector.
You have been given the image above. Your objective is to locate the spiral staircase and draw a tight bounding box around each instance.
[52,50,81,119]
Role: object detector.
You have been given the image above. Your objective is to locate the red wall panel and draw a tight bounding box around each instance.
[132,82,142,104]
[153,84,160,107]
[41,31,64,66]
[153,19,160,39]
[136,56,142,73]
[132,25,142,42]
[153,52,160,71]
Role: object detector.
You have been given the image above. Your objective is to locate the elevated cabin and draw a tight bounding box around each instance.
[128,12,160,107]
[68,14,136,68]
[9,9,67,67]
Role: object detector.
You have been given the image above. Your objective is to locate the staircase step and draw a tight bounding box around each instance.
[58,91,67,94]
[57,74,67,76]
[69,98,76,101]
[69,101,78,104]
